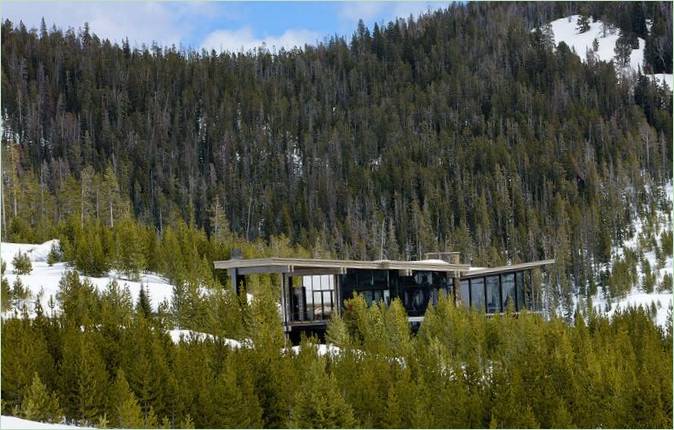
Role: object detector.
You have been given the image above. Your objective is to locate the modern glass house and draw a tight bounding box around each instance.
[214,253,553,338]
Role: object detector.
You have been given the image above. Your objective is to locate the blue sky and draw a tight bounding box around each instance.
[1,1,451,52]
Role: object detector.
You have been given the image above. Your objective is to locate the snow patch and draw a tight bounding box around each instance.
[0,416,90,429]
[167,329,250,349]
[543,15,672,89]
[1,240,174,318]
[289,343,342,357]
[590,182,673,327]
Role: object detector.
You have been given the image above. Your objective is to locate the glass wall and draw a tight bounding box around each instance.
[459,280,470,308]
[515,271,525,311]
[340,269,392,309]
[430,272,452,306]
[461,271,534,314]
[296,275,335,321]
[470,278,485,311]
[501,273,516,311]
[485,276,500,313]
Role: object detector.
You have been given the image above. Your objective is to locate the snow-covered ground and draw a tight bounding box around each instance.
[591,182,673,327]
[1,241,174,318]
[0,416,89,429]
[168,329,252,349]
[544,15,672,89]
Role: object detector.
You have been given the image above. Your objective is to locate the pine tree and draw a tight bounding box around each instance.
[136,285,152,318]
[614,33,633,66]
[325,311,351,347]
[287,358,356,428]
[206,356,263,428]
[12,251,32,275]
[113,217,147,280]
[109,369,144,428]
[1,271,11,311]
[576,14,591,33]
[20,373,62,423]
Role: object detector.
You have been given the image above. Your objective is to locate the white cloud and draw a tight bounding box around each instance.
[392,2,448,20]
[1,1,217,49]
[338,3,386,23]
[338,1,449,26]
[201,27,320,53]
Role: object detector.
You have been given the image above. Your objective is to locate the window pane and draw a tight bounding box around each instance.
[313,291,323,319]
[383,289,390,305]
[501,274,515,311]
[470,278,485,312]
[460,280,470,307]
[363,290,373,306]
[524,271,533,310]
[322,291,333,317]
[486,276,500,313]
[515,272,525,311]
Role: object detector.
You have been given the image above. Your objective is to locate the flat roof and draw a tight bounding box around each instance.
[462,260,556,277]
[214,257,554,276]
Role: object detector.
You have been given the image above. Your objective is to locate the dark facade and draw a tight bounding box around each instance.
[289,268,541,325]
[214,256,552,342]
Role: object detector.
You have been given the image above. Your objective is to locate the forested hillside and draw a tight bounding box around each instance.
[1,1,672,311]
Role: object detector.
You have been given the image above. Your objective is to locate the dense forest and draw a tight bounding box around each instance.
[2,268,672,428]
[1,2,672,314]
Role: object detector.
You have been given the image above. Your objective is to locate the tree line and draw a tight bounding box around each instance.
[2,269,672,428]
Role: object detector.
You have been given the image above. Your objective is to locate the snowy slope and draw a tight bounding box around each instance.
[1,240,174,318]
[591,183,673,327]
[545,15,672,89]
[0,416,89,429]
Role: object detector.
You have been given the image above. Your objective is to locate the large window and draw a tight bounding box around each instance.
[362,289,391,306]
[470,278,485,311]
[501,273,516,311]
[299,275,335,320]
[485,276,500,313]
[524,271,535,310]
[515,271,525,310]
[459,280,470,308]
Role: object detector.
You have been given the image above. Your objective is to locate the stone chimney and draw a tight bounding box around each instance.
[424,251,461,264]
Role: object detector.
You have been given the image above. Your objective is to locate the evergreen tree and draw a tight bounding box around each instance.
[576,14,591,33]
[287,358,356,428]
[12,251,32,275]
[109,369,144,428]
[20,373,62,424]
[136,285,152,318]
[614,33,633,66]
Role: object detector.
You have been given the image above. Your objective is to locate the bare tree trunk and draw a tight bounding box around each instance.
[109,199,114,228]
[1,187,6,239]
[245,196,253,241]
[81,183,85,228]
[379,217,385,260]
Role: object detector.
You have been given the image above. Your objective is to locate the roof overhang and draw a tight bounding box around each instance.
[461,259,555,278]
[214,257,470,275]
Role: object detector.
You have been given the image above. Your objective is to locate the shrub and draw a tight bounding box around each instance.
[659,273,672,293]
[47,243,62,266]
[660,230,673,258]
[12,278,29,301]
[12,251,32,275]
[1,276,11,312]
